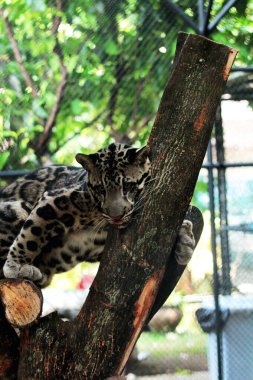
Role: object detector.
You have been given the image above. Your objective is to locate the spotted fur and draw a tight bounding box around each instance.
[0,143,195,287]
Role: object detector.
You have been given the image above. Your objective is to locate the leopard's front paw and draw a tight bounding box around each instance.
[175,220,195,265]
[3,261,43,282]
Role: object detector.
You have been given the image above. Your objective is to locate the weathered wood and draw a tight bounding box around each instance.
[0,279,43,328]
[6,32,237,380]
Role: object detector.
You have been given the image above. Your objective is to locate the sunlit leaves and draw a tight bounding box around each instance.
[32,99,48,118]
[25,0,46,12]
[103,39,120,56]
[1,0,252,174]
[70,99,82,115]
[0,151,10,170]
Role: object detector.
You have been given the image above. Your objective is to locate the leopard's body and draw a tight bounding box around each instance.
[0,143,195,287]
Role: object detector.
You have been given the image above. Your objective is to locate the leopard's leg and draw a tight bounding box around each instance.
[35,271,53,288]
[174,219,195,265]
[3,196,68,283]
[147,206,204,322]
[3,259,44,282]
[0,201,31,275]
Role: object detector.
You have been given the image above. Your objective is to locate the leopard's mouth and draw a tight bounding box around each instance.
[113,219,125,226]
[102,213,131,229]
[113,220,129,229]
[110,217,130,229]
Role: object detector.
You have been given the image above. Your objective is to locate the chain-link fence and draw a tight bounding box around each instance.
[1,1,253,379]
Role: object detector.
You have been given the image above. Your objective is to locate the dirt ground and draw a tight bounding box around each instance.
[126,353,207,377]
[128,372,210,380]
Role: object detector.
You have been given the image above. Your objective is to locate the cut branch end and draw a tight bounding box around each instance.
[0,279,43,328]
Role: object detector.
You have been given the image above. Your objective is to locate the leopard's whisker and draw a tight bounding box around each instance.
[92,218,105,240]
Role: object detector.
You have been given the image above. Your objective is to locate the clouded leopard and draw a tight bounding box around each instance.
[0,143,195,287]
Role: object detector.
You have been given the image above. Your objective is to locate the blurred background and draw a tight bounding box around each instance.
[1,1,253,379]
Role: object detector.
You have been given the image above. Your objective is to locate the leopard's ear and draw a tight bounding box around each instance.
[75,153,97,172]
[126,146,150,165]
[135,146,150,165]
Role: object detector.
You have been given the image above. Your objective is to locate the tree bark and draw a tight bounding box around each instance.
[0,304,19,380]
[1,32,237,380]
[0,10,39,98]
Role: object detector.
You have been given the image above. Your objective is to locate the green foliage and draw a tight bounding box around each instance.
[212,0,253,65]
[1,0,185,169]
[0,0,252,211]
[192,171,209,213]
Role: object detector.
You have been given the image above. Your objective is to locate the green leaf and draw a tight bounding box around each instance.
[71,99,82,115]
[3,130,18,140]
[0,151,10,170]
[25,0,46,12]
[32,99,48,118]
[104,40,120,56]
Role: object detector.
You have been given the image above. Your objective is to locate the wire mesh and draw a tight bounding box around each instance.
[1,1,253,379]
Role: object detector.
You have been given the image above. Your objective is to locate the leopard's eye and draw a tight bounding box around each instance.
[93,184,106,197]
[123,180,135,193]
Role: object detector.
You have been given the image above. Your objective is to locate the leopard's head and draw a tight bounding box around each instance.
[76,143,151,228]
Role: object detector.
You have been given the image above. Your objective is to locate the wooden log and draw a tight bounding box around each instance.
[15,32,237,379]
[0,279,43,328]
[0,279,42,378]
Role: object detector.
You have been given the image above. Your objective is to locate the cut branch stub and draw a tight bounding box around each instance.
[0,279,43,328]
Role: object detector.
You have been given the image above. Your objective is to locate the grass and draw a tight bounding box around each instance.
[137,331,207,358]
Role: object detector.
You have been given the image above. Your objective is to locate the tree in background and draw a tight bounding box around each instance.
[0,0,252,171]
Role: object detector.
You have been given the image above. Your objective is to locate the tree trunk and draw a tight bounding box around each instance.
[0,304,19,380]
[0,32,237,380]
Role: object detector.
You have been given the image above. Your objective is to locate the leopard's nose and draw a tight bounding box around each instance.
[103,208,124,219]
[103,191,131,219]
[111,215,123,221]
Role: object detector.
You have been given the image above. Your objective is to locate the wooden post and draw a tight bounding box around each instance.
[0,33,237,380]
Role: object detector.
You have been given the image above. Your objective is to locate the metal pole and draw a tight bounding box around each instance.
[198,0,205,34]
[207,141,223,380]
[232,66,253,72]
[207,0,239,34]
[0,170,31,178]
[203,0,214,36]
[215,104,232,295]
[163,0,200,33]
